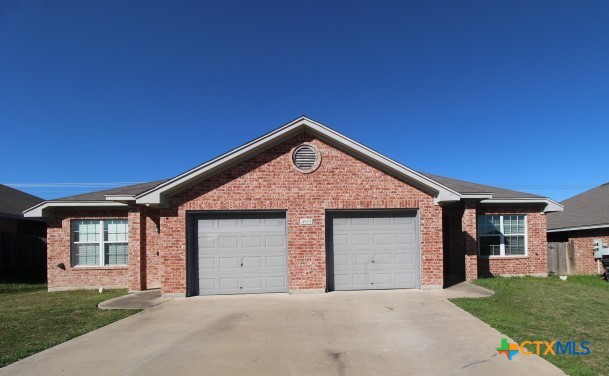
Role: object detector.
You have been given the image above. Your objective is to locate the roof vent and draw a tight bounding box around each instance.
[292,143,321,173]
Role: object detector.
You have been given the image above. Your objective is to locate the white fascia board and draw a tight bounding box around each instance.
[136,117,462,205]
[460,193,494,199]
[105,195,136,201]
[479,198,564,213]
[24,201,128,218]
[547,224,609,233]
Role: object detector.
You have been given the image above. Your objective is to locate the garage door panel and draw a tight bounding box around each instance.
[395,217,414,225]
[373,253,392,264]
[242,235,262,248]
[265,235,285,247]
[334,274,349,287]
[352,253,371,265]
[373,233,392,245]
[333,234,348,245]
[395,253,415,265]
[199,278,217,291]
[331,213,419,291]
[374,273,393,285]
[242,218,262,227]
[199,237,215,248]
[373,217,392,225]
[334,254,349,266]
[396,272,416,285]
[196,215,287,295]
[219,277,240,290]
[219,257,239,269]
[352,273,372,285]
[265,218,285,227]
[198,257,216,269]
[395,232,414,244]
[242,256,262,268]
[266,276,287,289]
[266,255,286,268]
[243,276,263,289]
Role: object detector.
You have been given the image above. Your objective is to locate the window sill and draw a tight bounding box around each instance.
[71,266,129,271]
[478,255,529,260]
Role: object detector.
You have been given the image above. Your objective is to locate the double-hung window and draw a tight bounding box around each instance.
[477,215,527,257]
[72,219,128,266]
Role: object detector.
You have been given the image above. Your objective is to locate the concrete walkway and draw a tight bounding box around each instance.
[98,289,174,310]
[1,284,563,376]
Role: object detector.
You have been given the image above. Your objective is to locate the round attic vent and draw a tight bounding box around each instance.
[292,143,321,173]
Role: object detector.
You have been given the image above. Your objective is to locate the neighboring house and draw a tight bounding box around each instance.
[24,117,562,295]
[547,183,609,275]
[0,184,46,281]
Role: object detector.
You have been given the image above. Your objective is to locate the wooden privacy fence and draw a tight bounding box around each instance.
[547,241,576,275]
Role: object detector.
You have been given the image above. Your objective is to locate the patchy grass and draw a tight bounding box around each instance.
[0,284,139,367]
[452,276,609,376]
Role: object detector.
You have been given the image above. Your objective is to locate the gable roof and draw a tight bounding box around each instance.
[134,116,462,205]
[0,184,44,219]
[547,183,609,232]
[24,116,562,217]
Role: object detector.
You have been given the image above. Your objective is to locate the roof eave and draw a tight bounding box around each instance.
[547,224,609,233]
[23,201,129,218]
[105,195,136,202]
[479,198,564,213]
[460,193,494,200]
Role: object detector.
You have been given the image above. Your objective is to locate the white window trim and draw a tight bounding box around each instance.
[72,219,129,267]
[478,215,528,258]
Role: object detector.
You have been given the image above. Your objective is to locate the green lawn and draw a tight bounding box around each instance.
[452,276,609,376]
[0,284,139,367]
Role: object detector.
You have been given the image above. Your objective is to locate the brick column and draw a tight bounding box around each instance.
[462,202,478,281]
[128,207,147,291]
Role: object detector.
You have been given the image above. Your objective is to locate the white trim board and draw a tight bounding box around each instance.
[547,224,609,233]
[24,201,128,218]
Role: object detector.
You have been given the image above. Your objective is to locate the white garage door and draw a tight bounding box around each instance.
[331,213,420,290]
[196,214,288,295]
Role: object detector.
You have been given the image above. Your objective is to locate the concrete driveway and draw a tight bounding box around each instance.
[1,285,563,376]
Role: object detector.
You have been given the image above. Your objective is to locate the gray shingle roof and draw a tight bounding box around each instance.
[547,183,609,231]
[49,173,543,204]
[421,173,543,199]
[0,184,44,218]
[55,180,168,201]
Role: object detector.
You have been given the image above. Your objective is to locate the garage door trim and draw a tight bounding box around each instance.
[186,210,288,297]
[325,209,421,291]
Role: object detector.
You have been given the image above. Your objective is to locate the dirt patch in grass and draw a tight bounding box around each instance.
[452,276,609,376]
[0,284,139,367]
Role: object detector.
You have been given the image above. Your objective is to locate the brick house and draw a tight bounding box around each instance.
[547,183,609,275]
[25,117,562,295]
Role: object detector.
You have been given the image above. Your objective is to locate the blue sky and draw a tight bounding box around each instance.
[1,0,608,201]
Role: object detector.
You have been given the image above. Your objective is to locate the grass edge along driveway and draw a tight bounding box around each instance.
[451,276,608,376]
[0,284,139,368]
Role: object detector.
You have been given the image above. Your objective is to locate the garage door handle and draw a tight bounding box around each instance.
[371,260,375,263]
[240,262,244,267]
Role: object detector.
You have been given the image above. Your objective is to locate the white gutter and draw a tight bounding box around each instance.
[460,193,493,200]
[24,201,128,218]
[547,224,609,233]
[105,195,136,201]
